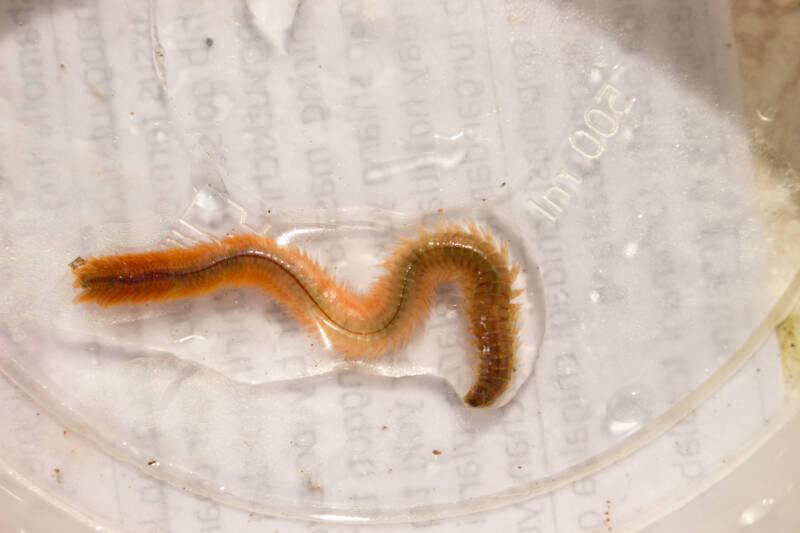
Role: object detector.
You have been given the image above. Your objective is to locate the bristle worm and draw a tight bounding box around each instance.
[71,223,523,407]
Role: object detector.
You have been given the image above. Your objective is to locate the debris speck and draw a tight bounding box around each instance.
[432,449,442,455]
[89,85,105,100]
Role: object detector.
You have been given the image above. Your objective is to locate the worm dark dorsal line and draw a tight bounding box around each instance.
[71,223,523,407]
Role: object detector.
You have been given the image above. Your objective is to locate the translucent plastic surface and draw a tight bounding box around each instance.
[0,0,793,527]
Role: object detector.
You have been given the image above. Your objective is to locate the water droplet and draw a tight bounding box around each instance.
[363,150,466,183]
[756,105,777,122]
[432,131,464,141]
[176,334,207,344]
[623,242,638,257]
[739,497,775,526]
[604,385,653,436]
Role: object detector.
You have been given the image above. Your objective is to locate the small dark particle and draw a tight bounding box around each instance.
[432,449,442,455]
[147,459,157,466]
[69,257,86,270]
[206,37,214,47]
[381,425,388,430]
[62,429,67,436]
[501,182,507,188]
[481,197,487,202]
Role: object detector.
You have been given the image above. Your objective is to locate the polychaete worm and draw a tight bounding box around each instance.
[71,222,523,407]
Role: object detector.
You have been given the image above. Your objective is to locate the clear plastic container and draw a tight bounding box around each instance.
[1,1,798,531]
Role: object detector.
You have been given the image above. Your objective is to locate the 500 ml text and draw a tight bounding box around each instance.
[529,83,634,222]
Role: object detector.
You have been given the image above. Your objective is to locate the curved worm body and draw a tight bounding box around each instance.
[71,223,522,407]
